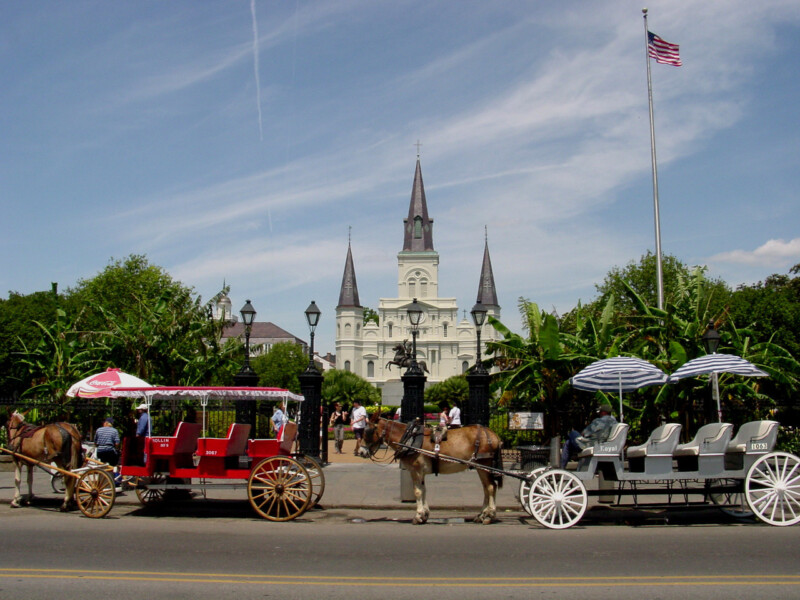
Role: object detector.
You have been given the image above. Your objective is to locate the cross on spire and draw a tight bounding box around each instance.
[414,139,423,158]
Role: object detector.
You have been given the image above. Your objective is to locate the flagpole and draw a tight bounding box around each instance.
[643,8,665,311]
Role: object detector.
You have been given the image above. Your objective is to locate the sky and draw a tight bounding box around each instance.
[2,1,800,355]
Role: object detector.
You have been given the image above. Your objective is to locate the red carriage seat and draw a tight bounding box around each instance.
[196,423,251,457]
[248,421,298,459]
[147,422,202,469]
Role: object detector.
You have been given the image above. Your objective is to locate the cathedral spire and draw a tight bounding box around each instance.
[402,159,434,252]
[476,231,498,307]
[337,239,361,308]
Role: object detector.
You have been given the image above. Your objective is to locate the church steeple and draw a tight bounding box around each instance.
[337,240,361,308]
[476,231,499,307]
[403,159,434,252]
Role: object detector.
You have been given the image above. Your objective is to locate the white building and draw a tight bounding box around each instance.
[335,159,501,403]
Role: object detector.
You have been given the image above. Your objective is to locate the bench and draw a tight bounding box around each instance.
[626,423,682,474]
[674,422,733,475]
[576,422,629,479]
[196,423,251,457]
[248,422,298,459]
[146,421,202,470]
[724,420,779,471]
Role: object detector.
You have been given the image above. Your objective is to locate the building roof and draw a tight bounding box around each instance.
[222,321,306,345]
[337,242,362,308]
[402,159,435,252]
[476,238,499,307]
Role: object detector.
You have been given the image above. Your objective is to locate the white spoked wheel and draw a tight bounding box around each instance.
[518,467,547,517]
[527,469,587,529]
[707,478,753,520]
[745,452,800,527]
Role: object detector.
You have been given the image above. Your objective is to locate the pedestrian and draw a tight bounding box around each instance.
[438,402,450,428]
[94,417,120,467]
[448,400,462,429]
[350,400,368,455]
[329,402,348,454]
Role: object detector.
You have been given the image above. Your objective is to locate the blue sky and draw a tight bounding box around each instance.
[3,1,799,354]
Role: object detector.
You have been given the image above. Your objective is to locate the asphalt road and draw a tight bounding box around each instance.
[2,499,799,600]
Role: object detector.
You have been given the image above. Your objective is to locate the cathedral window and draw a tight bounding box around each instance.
[462,361,469,373]
[420,280,427,297]
[344,323,352,336]
[367,361,374,378]
[345,360,351,372]
[443,323,448,338]
[408,281,416,297]
[388,323,393,337]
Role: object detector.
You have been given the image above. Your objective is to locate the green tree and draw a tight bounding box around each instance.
[363,307,379,326]
[69,255,236,385]
[321,369,381,408]
[0,287,61,396]
[424,375,468,407]
[251,342,308,393]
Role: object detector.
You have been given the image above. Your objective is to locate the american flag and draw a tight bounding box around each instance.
[648,31,681,66]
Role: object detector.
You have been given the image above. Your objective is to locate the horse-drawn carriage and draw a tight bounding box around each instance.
[4,386,323,520]
[358,413,800,529]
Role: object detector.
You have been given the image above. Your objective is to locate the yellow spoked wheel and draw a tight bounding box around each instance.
[248,456,312,521]
[293,454,326,508]
[76,469,116,518]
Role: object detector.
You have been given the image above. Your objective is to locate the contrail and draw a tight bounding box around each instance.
[250,0,263,141]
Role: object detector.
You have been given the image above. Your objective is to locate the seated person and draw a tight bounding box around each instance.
[560,404,618,468]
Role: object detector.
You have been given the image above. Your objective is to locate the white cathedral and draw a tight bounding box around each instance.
[335,159,502,403]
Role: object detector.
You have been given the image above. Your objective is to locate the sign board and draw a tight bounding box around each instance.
[508,411,544,431]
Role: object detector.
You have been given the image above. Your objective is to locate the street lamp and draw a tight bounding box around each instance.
[304,300,321,373]
[407,298,423,374]
[702,320,721,354]
[466,300,491,426]
[299,300,324,460]
[702,320,723,423]
[235,299,257,383]
[471,301,488,375]
[234,299,258,425]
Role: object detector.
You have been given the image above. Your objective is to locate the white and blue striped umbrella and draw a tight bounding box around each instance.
[670,353,768,422]
[669,354,768,381]
[570,357,669,422]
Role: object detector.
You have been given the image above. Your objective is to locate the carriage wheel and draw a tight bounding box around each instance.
[76,469,116,519]
[248,457,312,521]
[527,469,587,529]
[135,473,167,506]
[517,467,547,517]
[293,454,326,508]
[745,452,800,527]
[707,478,753,519]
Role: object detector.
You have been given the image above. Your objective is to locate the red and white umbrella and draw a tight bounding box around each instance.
[67,368,152,398]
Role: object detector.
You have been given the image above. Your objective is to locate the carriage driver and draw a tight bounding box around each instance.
[94,417,120,467]
[560,404,618,468]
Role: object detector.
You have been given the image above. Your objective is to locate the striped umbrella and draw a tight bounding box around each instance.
[570,357,669,423]
[669,354,768,422]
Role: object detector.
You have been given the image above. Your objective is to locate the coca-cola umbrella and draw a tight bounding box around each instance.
[570,357,669,423]
[67,368,151,398]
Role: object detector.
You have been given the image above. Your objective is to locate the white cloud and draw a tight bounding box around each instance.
[709,238,800,267]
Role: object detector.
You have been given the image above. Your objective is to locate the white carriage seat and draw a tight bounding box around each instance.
[626,423,682,459]
[674,423,733,457]
[577,423,629,459]
[726,420,779,454]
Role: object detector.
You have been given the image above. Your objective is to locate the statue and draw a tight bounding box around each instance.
[386,339,429,374]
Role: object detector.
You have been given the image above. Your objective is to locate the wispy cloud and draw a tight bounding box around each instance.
[710,239,800,267]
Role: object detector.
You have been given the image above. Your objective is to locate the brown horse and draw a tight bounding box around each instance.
[359,413,503,524]
[4,410,82,511]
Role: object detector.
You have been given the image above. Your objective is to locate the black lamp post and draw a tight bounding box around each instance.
[702,320,723,422]
[234,300,259,425]
[465,301,490,426]
[299,300,324,460]
[702,320,721,354]
[401,298,426,424]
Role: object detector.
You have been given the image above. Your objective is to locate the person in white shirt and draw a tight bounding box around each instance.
[448,401,462,428]
[350,400,368,455]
